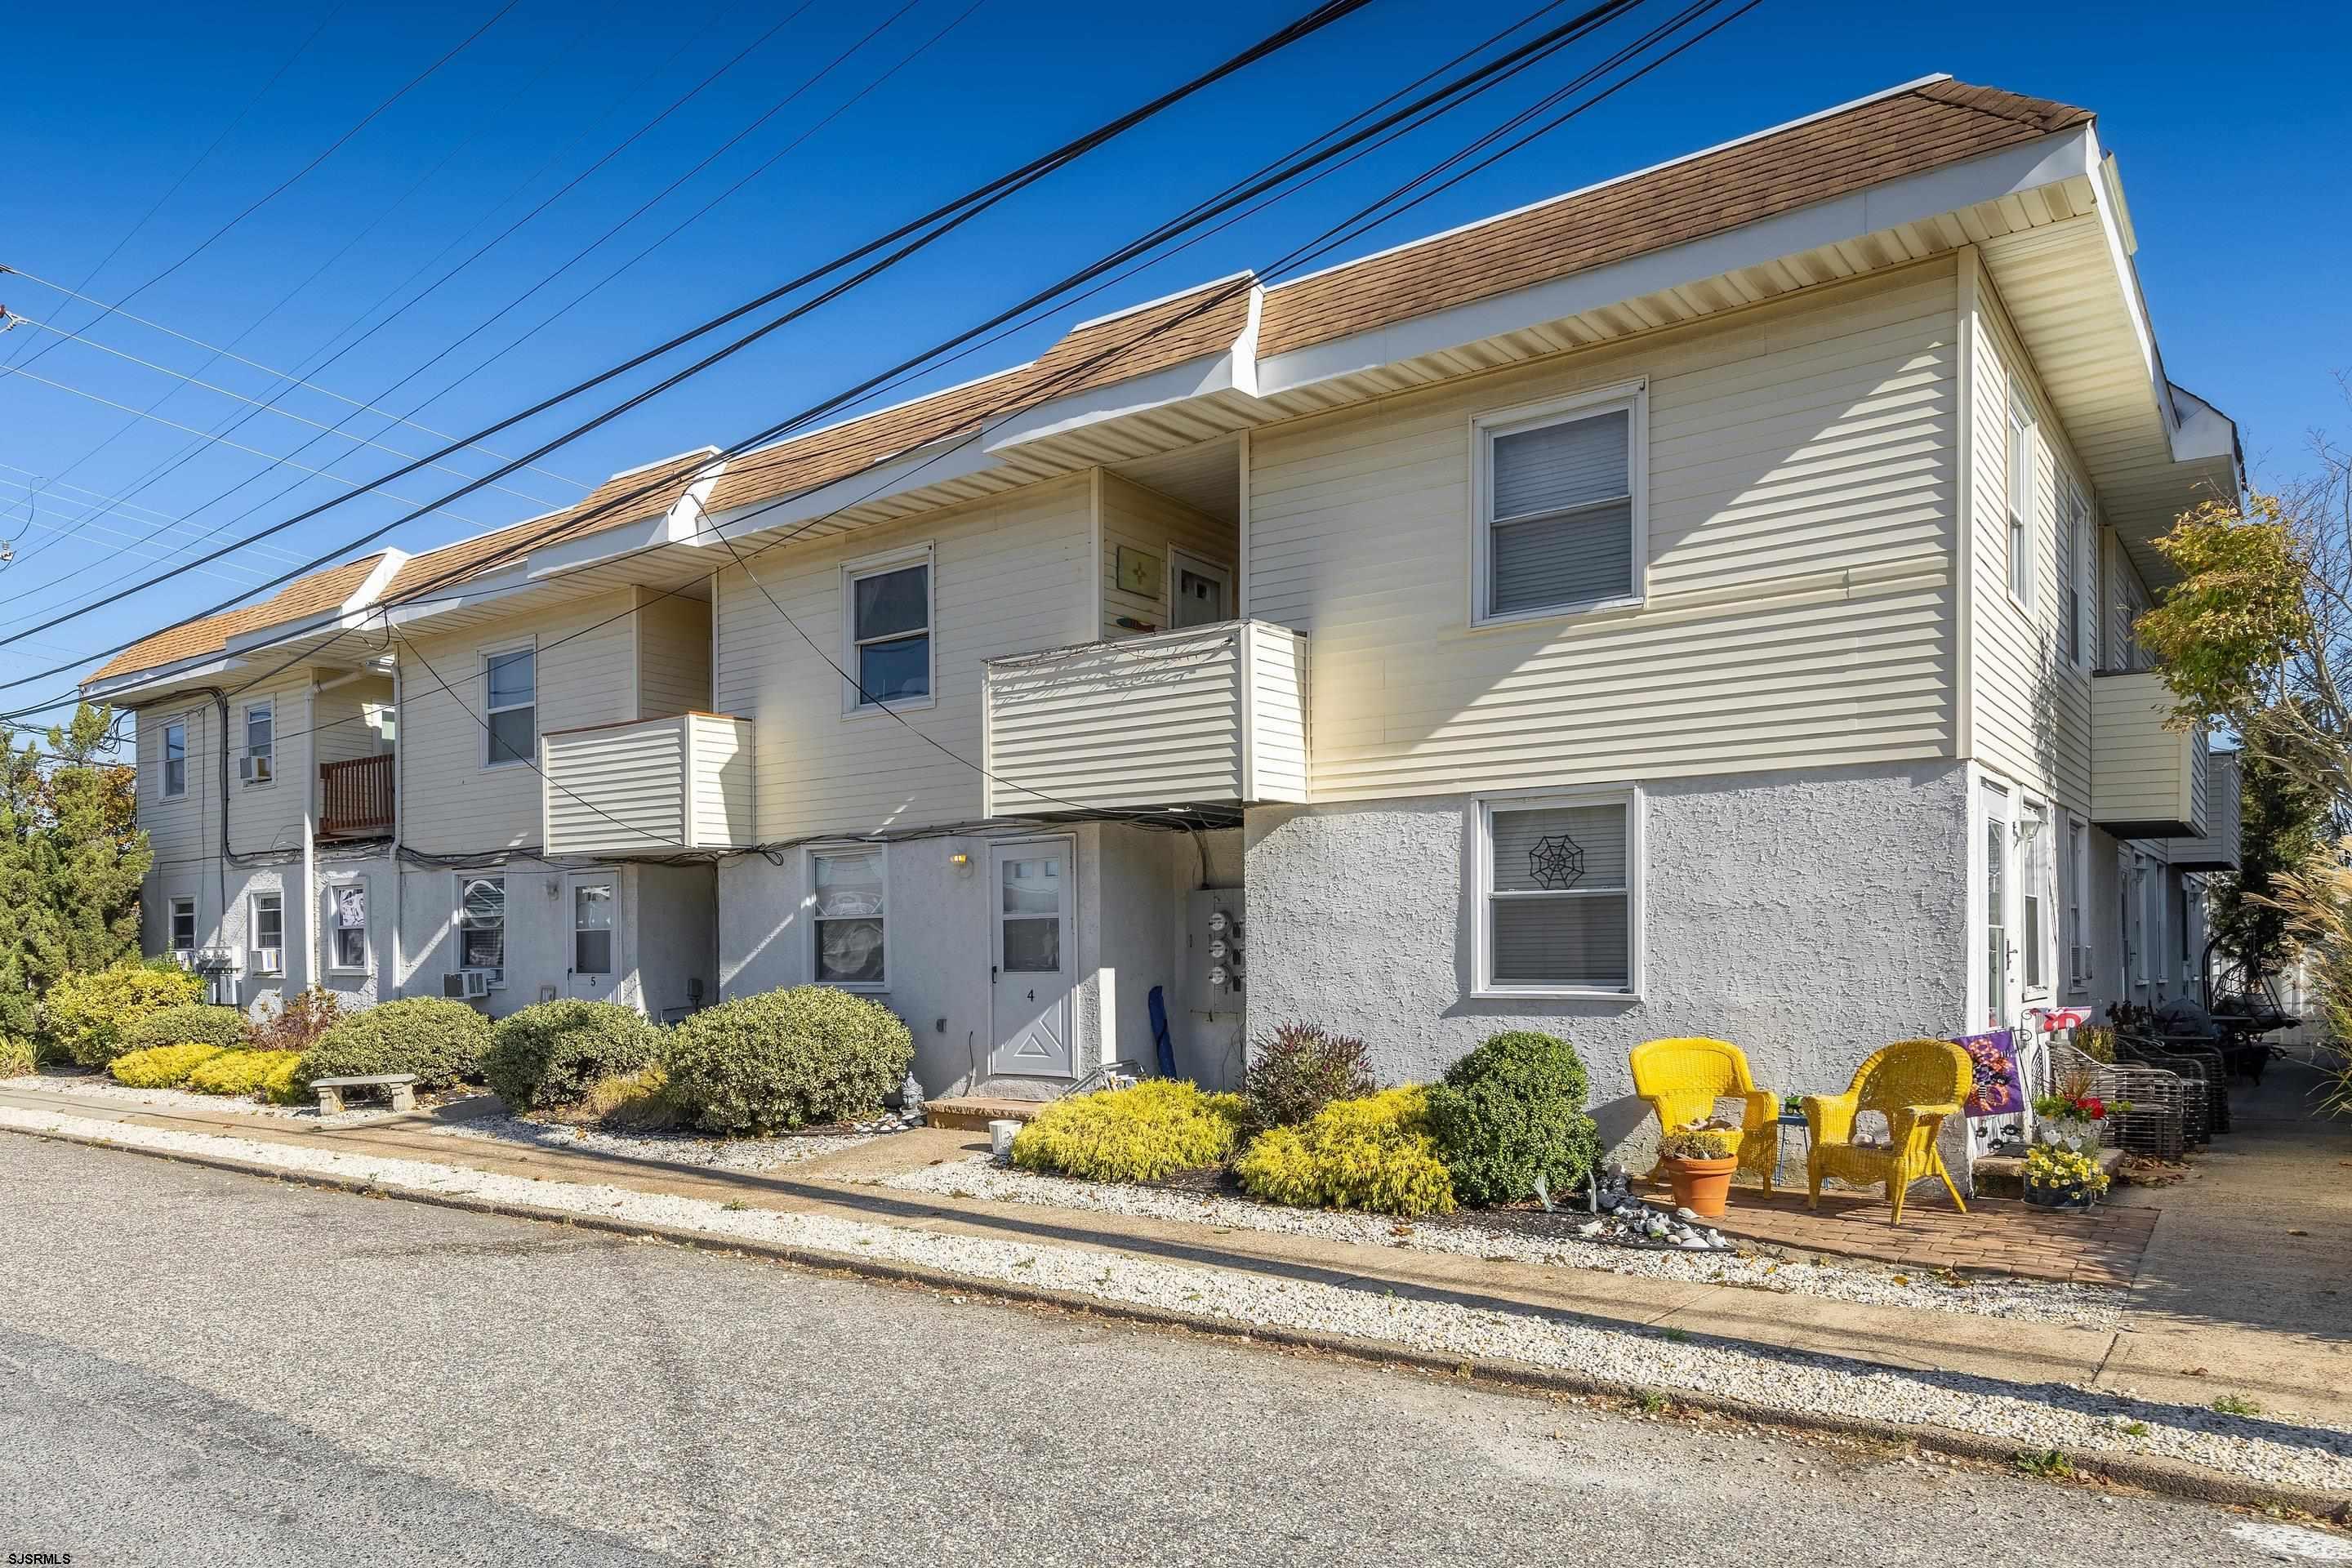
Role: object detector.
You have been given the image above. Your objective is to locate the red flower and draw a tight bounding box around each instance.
[2079,1096,2105,1120]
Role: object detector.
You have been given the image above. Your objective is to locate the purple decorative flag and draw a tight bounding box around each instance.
[1954,1028,2021,1117]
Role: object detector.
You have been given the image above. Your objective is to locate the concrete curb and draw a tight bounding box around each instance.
[14,1122,2348,1521]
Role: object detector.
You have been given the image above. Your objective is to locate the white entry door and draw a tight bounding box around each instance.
[1169,550,1232,629]
[989,840,1075,1077]
[568,872,617,1000]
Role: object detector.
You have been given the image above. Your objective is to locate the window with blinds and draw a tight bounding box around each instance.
[1477,792,1638,994]
[1474,389,1642,622]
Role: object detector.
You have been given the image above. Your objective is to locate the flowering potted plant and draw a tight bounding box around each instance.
[2023,1145,2109,1209]
[2033,1067,2122,1154]
[1657,1119,1741,1218]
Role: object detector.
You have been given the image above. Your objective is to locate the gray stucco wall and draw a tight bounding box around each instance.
[1243,760,1971,1160]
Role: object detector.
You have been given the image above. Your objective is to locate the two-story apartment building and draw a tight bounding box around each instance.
[85,76,2243,1147]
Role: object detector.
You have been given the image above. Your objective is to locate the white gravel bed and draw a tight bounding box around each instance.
[875,1157,2124,1330]
[431,1113,880,1170]
[0,1072,386,1127]
[7,1102,2345,1495]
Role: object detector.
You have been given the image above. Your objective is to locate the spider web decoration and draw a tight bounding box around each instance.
[1528,835,1585,890]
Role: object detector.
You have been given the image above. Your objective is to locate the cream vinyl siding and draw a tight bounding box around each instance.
[1248,262,1959,800]
[227,670,312,857]
[543,712,752,856]
[137,702,214,871]
[1964,266,2096,813]
[397,591,637,854]
[982,619,1307,815]
[635,590,713,715]
[2168,750,2239,870]
[2090,670,2206,836]
[714,476,1093,840]
[1098,472,1236,639]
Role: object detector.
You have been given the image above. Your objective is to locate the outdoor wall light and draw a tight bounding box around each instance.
[948,850,973,878]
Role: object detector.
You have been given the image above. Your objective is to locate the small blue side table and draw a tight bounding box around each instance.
[1773,1111,1811,1187]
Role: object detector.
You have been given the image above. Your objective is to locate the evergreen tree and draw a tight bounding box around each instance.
[0,704,151,1049]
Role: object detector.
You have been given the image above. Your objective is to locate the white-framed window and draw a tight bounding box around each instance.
[2005,379,2037,610]
[483,645,537,768]
[243,701,274,786]
[326,882,368,972]
[251,892,283,974]
[2063,476,2093,670]
[811,846,886,987]
[161,718,188,799]
[1472,787,1640,998]
[457,875,506,988]
[2124,852,2149,987]
[168,896,197,954]
[1472,382,1646,626]
[2020,799,2050,998]
[2065,813,2091,991]
[841,546,933,713]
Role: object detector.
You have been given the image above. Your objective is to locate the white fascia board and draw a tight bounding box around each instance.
[697,435,1003,546]
[519,511,676,581]
[384,564,532,628]
[985,346,1247,452]
[1257,129,2100,398]
[82,653,247,705]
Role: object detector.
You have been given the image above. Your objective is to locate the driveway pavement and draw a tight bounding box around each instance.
[3,1138,2338,1566]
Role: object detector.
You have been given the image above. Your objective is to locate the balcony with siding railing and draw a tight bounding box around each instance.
[541,711,755,858]
[2090,670,2208,840]
[317,754,395,839]
[980,619,1308,818]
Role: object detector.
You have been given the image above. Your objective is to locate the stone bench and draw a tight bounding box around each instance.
[312,1073,419,1116]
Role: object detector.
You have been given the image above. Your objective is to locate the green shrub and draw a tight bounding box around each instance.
[664,987,913,1135]
[1243,1020,1375,1129]
[484,1000,667,1111]
[0,1032,34,1079]
[1423,1031,1601,1207]
[123,1003,250,1056]
[43,960,206,1067]
[187,1049,302,1098]
[1234,1086,1455,1217]
[1010,1080,1247,1183]
[296,997,491,1093]
[109,1043,226,1088]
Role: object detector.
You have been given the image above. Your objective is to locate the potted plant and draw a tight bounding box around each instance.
[1658,1119,1741,1218]
[2023,1145,2109,1210]
[2032,1067,2123,1154]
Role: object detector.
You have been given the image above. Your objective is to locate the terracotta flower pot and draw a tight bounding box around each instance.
[1664,1154,1738,1218]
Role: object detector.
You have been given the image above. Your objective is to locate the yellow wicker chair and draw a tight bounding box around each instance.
[1628,1037,1780,1192]
[1804,1039,1972,1224]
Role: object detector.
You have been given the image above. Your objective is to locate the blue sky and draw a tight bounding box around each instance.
[2,0,2345,721]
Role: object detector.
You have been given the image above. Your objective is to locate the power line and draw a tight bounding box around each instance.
[0,0,1384,671]
[0,275,590,495]
[0,310,575,510]
[0,0,892,603]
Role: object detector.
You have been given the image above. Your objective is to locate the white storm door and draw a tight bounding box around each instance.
[989,840,1075,1077]
[1169,550,1232,630]
[567,873,617,1000]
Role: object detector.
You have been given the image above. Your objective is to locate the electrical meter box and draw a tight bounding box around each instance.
[1184,889,1245,1014]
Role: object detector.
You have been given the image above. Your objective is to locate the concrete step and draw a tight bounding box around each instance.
[924,1096,1053,1131]
[1973,1145,2124,1199]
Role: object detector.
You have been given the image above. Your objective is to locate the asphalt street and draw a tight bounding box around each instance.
[0,1136,2330,1566]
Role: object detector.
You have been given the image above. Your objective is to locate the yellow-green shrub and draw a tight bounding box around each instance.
[44,960,206,1067]
[0,1034,33,1079]
[1011,1080,1246,1183]
[582,1063,682,1132]
[186,1049,302,1098]
[1235,1085,1456,1217]
[261,1054,306,1105]
[108,1043,226,1089]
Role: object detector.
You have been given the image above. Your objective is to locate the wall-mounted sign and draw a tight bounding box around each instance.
[1116,545,1162,597]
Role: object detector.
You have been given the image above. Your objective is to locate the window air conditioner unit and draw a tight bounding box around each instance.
[253,947,282,976]
[238,755,272,784]
[442,969,492,1000]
